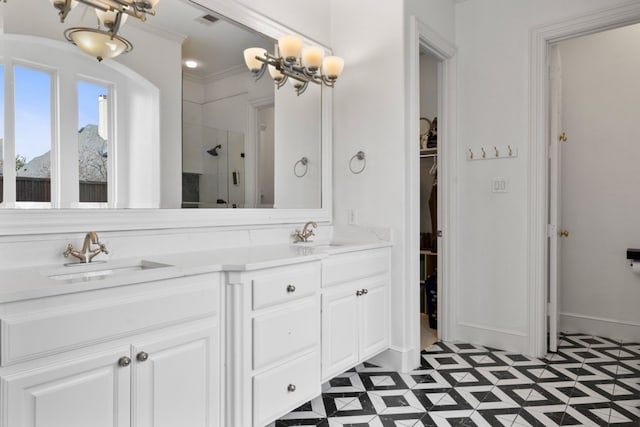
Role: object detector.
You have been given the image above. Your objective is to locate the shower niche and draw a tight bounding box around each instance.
[182,124,245,208]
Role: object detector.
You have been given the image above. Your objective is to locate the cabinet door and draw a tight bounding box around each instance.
[321,286,359,381]
[2,347,131,427]
[133,319,220,427]
[359,280,389,361]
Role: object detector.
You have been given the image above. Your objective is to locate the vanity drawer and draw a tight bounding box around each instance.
[1,276,220,366]
[322,248,390,288]
[253,351,320,427]
[252,262,320,310]
[252,299,319,370]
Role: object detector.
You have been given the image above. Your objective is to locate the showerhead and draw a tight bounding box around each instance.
[207,144,222,156]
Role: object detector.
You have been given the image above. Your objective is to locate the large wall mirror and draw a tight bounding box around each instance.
[0,0,331,234]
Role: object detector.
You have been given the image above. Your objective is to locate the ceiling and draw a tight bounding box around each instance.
[1,0,274,80]
[147,0,274,78]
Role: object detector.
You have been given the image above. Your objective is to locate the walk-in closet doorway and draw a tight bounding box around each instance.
[418,50,440,350]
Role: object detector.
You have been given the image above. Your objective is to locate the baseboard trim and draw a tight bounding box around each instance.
[366,346,419,373]
[559,312,640,341]
[457,322,529,355]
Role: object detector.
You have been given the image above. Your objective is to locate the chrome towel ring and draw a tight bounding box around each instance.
[294,157,309,178]
[349,151,366,174]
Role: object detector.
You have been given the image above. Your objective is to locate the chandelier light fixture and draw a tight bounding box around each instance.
[48,0,160,61]
[244,34,344,96]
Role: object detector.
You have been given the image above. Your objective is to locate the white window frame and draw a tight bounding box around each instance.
[6,59,58,209]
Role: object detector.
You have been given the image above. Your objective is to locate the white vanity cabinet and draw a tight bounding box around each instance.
[321,248,391,381]
[0,274,222,427]
[226,261,321,427]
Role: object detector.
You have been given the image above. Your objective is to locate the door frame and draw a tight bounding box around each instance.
[528,2,640,357]
[408,16,457,365]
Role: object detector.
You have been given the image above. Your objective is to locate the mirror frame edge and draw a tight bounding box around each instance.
[0,0,333,236]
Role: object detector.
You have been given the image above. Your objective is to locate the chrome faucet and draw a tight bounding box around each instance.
[63,231,109,263]
[293,221,317,243]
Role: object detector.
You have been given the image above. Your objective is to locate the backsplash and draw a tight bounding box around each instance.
[0,225,390,270]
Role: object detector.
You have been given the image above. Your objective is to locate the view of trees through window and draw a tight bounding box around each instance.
[78,81,109,203]
[15,65,52,202]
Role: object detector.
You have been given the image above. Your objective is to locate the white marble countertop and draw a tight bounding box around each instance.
[0,240,391,304]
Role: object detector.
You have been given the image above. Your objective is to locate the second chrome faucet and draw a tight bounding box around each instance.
[293,221,317,243]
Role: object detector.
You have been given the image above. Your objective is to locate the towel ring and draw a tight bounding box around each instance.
[294,157,309,178]
[349,151,366,174]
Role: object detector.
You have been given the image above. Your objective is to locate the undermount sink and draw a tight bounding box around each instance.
[293,241,345,247]
[47,260,172,283]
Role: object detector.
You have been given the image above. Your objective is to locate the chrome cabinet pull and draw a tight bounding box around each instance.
[118,356,131,367]
[136,351,149,362]
[362,288,368,295]
[286,284,296,293]
[356,290,363,297]
[287,384,296,392]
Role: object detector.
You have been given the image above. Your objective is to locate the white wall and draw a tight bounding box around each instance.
[454,0,636,353]
[274,83,322,209]
[330,0,456,369]
[557,24,640,341]
[234,0,330,45]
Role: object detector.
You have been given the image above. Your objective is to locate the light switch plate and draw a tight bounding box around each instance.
[492,177,508,193]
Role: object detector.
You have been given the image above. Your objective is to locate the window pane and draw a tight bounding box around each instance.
[0,65,4,204]
[15,66,52,202]
[78,81,108,203]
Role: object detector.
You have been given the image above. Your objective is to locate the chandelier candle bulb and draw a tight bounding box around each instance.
[243,48,267,72]
[268,64,285,82]
[278,34,303,63]
[96,9,128,29]
[301,46,324,72]
[322,56,344,80]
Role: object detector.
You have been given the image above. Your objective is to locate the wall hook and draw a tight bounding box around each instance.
[481,147,486,159]
[468,148,474,160]
[349,151,366,174]
[508,145,513,157]
[494,146,499,157]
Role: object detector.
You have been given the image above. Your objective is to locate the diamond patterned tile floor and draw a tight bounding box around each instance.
[268,333,640,426]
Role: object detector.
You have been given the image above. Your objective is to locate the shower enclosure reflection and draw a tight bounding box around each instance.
[182,124,247,208]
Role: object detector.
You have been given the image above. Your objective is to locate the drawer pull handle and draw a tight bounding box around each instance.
[362,288,368,295]
[287,384,296,393]
[287,284,296,293]
[118,356,131,367]
[356,290,363,297]
[136,351,149,362]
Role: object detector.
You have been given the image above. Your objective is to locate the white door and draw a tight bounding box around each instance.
[321,286,359,381]
[359,280,389,360]
[133,319,220,427]
[548,44,563,352]
[3,346,131,427]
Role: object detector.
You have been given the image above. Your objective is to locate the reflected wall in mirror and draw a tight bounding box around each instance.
[0,0,323,210]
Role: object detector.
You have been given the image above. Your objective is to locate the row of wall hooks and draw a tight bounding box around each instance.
[467,145,518,161]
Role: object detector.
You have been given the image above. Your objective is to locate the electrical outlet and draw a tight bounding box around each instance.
[491,177,508,193]
[348,208,358,225]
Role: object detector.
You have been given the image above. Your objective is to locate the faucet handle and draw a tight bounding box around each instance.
[99,243,109,255]
[63,244,74,257]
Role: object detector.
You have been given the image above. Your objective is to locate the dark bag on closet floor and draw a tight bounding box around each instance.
[425,273,437,329]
